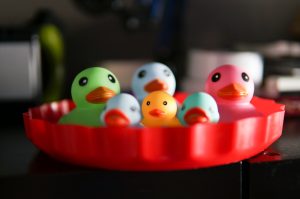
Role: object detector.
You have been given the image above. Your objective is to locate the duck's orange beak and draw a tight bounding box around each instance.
[217,83,248,100]
[149,108,166,117]
[184,107,208,125]
[104,109,130,126]
[144,79,168,93]
[86,86,116,104]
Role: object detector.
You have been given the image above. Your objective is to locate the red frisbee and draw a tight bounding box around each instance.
[23,93,285,171]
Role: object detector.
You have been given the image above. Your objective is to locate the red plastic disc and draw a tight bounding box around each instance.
[23,93,285,171]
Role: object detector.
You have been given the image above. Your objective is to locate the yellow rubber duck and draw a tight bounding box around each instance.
[141,91,180,127]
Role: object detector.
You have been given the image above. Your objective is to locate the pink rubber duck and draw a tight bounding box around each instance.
[205,64,262,122]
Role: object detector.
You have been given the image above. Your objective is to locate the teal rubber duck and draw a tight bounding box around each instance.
[178,92,219,126]
[59,67,120,126]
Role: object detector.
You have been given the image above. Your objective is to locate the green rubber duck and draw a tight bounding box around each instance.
[59,67,120,126]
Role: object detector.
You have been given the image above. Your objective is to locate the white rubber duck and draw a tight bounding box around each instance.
[131,62,176,103]
[100,93,141,127]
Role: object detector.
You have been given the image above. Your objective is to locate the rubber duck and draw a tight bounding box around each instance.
[141,91,180,127]
[178,92,219,126]
[100,93,141,127]
[131,62,176,103]
[205,64,262,122]
[59,67,120,126]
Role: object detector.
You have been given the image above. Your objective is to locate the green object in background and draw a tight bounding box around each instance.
[59,67,121,126]
[39,24,65,102]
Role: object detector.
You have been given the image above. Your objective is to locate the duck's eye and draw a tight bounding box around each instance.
[103,105,107,110]
[79,77,88,86]
[138,70,146,78]
[108,74,116,83]
[130,106,137,112]
[146,101,150,106]
[181,104,185,110]
[163,101,167,105]
[211,72,221,82]
[242,72,249,82]
[163,69,171,77]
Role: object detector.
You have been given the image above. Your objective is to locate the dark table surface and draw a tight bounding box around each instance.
[246,117,300,199]
[0,107,300,199]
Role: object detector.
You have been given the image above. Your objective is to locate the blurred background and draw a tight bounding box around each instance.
[1,0,300,118]
[1,2,300,197]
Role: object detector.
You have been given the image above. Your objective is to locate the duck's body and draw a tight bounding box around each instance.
[141,117,180,127]
[60,108,102,126]
[141,91,180,127]
[217,103,259,122]
[205,64,262,122]
[59,67,120,126]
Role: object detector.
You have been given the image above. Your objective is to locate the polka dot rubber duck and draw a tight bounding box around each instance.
[131,62,176,103]
[141,91,180,127]
[59,67,120,126]
[100,93,141,127]
[205,64,262,122]
[178,92,219,126]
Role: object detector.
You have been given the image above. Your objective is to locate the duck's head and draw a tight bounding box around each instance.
[71,67,120,109]
[100,93,141,127]
[178,92,219,126]
[205,65,254,105]
[131,62,176,102]
[142,91,177,122]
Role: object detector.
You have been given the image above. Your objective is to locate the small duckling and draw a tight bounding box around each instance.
[131,62,176,103]
[100,93,141,127]
[59,67,120,126]
[141,91,180,127]
[177,92,219,126]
